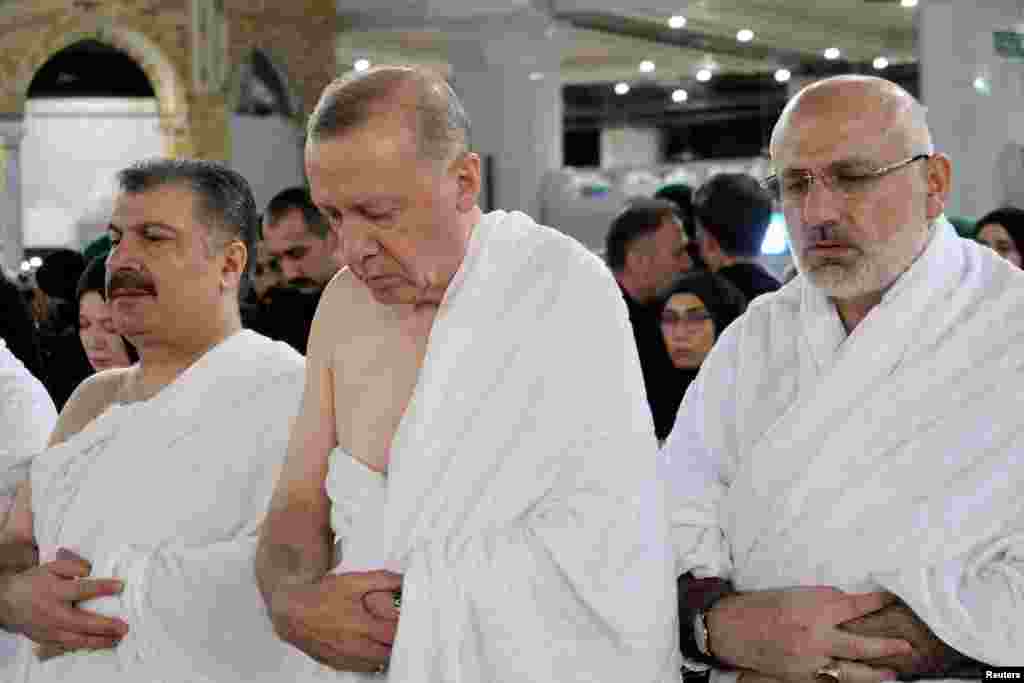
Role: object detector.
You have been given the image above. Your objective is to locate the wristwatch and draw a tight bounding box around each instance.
[694,608,713,657]
[678,575,733,670]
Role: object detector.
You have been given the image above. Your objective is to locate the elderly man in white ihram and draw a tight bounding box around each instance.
[663,75,1024,683]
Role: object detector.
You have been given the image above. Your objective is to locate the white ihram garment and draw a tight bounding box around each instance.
[312,210,681,683]
[0,338,57,677]
[16,330,305,683]
[661,218,1024,678]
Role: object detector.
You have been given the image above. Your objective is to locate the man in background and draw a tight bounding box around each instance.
[693,173,780,302]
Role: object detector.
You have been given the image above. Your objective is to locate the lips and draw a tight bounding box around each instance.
[109,288,155,299]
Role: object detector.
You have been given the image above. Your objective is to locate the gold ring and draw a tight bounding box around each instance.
[815,662,842,683]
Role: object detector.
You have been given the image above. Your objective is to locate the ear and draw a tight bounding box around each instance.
[452,152,481,213]
[924,153,953,220]
[220,239,248,292]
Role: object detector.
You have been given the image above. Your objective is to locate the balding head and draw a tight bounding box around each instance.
[771,76,932,163]
[307,65,471,164]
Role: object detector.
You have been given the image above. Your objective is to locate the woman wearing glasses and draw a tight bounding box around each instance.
[655,271,746,441]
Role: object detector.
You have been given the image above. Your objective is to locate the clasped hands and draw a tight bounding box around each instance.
[712,587,961,683]
[0,547,128,661]
[268,569,403,673]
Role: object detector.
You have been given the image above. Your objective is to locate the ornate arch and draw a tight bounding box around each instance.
[16,18,191,156]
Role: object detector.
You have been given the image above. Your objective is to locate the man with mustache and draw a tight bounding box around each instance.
[0,158,306,681]
[255,65,678,682]
[257,187,341,353]
[662,75,1020,682]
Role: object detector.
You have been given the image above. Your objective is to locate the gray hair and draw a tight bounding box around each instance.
[307,65,471,163]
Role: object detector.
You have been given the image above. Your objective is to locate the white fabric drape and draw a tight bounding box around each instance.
[0,338,57,678]
[316,210,680,682]
[16,330,306,682]
[661,218,1024,673]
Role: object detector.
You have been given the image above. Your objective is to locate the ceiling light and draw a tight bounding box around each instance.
[529,71,545,81]
[671,88,688,103]
[639,60,656,73]
[668,15,687,29]
[696,68,712,82]
[974,76,991,95]
[614,82,630,95]
[20,261,30,272]
[28,256,42,268]
[873,56,889,70]
[824,47,841,60]
[774,68,791,83]
[736,29,754,43]
[900,0,918,7]
[354,58,371,72]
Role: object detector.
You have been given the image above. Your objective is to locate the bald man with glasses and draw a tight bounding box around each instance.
[662,75,1023,683]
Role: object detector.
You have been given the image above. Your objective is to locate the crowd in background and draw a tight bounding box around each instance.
[2,172,1023,433]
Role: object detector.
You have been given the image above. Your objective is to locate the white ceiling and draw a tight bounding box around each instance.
[334,0,918,85]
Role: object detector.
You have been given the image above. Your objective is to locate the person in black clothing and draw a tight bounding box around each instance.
[653,271,746,441]
[654,182,706,271]
[33,249,93,410]
[245,188,340,354]
[693,173,781,301]
[606,198,691,435]
[0,273,46,385]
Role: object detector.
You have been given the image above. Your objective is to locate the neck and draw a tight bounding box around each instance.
[834,292,883,333]
[127,311,241,402]
[616,272,653,304]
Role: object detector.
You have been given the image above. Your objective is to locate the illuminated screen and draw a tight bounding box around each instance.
[761,212,789,255]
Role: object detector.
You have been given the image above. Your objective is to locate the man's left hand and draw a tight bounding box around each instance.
[841,599,967,677]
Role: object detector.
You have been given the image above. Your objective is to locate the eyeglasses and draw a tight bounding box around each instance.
[762,154,931,203]
[660,309,712,327]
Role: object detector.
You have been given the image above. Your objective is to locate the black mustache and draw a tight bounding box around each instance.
[107,270,157,298]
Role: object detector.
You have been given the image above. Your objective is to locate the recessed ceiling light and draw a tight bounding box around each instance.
[824,47,841,60]
[774,69,791,83]
[668,15,687,29]
[614,82,630,95]
[671,88,688,103]
[696,68,713,82]
[354,58,371,72]
[737,29,754,43]
[900,0,918,7]
[639,60,656,73]
[529,71,545,81]
[873,56,889,70]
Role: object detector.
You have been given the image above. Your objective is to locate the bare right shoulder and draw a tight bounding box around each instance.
[306,267,386,366]
[48,367,134,447]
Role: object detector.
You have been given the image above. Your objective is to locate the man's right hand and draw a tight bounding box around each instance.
[269,569,402,673]
[707,587,911,680]
[0,548,128,651]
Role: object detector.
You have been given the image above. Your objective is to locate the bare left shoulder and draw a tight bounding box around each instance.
[48,367,134,447]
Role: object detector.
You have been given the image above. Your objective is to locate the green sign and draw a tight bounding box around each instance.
[994,31,1024,61]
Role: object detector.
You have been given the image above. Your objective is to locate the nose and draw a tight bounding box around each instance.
[798,176,842,226]
[281,258,302,282]
[340,221,380,270]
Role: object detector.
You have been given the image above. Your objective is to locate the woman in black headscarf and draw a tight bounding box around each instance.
[975,206,1024,269]
[653,271,747,442]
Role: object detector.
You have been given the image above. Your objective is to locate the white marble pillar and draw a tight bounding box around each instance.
[919,0,1024,218]
[0,118,24,274]
[444,8,564,218]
